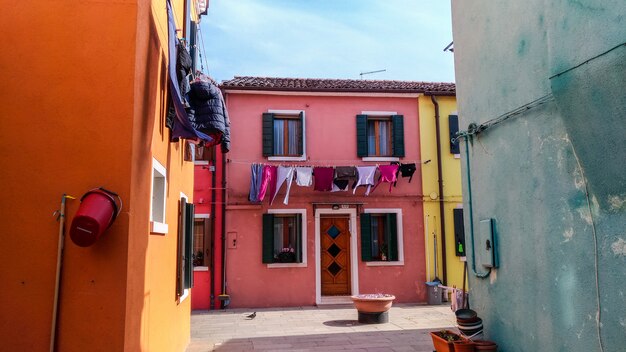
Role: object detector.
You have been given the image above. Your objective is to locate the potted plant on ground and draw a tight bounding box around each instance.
[430,329,464,352]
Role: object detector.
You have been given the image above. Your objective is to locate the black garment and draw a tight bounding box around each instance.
[399,163,417,182]
[166,40,193,131]
[333,179,350,191]
[188,80,231,152]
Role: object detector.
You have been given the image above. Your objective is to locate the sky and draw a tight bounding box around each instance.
[198,0,455,83]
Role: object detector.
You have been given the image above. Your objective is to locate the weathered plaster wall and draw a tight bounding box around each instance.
[451,0,625,351]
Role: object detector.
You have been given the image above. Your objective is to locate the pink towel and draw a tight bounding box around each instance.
[313,167,334,191]
[258,165,277,202]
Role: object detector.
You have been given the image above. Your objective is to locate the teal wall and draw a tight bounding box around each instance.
[451,1,626,351]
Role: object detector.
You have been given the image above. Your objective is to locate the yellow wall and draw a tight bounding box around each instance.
[0,0,195,351]
[418,95,467,290]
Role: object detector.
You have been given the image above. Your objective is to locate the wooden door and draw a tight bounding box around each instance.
[320,216,351,296]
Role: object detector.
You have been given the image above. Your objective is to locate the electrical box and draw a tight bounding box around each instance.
[477,218,498,268]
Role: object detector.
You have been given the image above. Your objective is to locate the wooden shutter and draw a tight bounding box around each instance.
[262,214,275,263]
[386,213,398,261]
[177,198,187,296]
[262,113,274,157]
[453,208,466,256]
[184,203,195,289]
[392,115,405,157]
[360,213,372,261]
[356,115,368,157]
[295,213,302,263]
[297,111,304,155]
[449,115,460,154]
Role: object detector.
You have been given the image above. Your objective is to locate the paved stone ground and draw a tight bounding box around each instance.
[187,304,455,351]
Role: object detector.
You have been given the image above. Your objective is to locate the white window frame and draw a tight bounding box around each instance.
[178,192,190,303]
[267,109,306,162]
[267,208,308,268]
[150,158,168,234]
[360,111,400,162]
[193,213,210,271]
[363,208,404,266]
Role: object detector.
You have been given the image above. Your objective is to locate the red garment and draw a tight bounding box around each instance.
[313,167,334,191]
[371,165,399,193]
[258,165,277,202]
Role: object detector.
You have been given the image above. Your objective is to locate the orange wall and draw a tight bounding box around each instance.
[0,1,195,351]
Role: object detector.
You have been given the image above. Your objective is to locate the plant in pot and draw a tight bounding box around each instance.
[430,329,464,352]
[276,247,296,263]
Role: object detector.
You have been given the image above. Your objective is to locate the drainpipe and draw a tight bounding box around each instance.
[220,138,227,308]
[430,94,448,285]
[209,158,216,309]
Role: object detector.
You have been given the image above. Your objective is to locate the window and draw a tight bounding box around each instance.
[262,110,305,160]
[193,216,211,267]
[194,144,216,165]
[262,210,307,266]
[360,209,404,264]
[177,195,195,299]
[356,113,405,158]
[150,158,168,234]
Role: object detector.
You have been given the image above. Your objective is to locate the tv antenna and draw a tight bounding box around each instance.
[359,69,386,79]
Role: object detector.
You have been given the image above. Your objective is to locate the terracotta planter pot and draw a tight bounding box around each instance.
[453,340,475,352]
[473,340,497,351]
[350,294,395,313]
[430,330,464,352]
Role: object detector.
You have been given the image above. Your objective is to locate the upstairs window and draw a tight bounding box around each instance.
[357,114,405,158]
[262,110,305,160]
[262,210,306,265]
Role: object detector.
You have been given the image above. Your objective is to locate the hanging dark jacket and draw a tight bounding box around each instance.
[188,80,231,152]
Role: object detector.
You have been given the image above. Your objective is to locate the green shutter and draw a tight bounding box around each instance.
[262,214,275,263]
[360,213,372,261]
[356,115,368,157]
[449,115,460,154]
[392,115,405,157]
[386,213,398,261]
[295,213,302,263]
[177,198,187,296]
[298,111,304,155]
[262,113,274,157]
[184,203,195,289]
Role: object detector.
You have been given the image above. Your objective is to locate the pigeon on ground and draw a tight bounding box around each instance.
[245,312,256,319]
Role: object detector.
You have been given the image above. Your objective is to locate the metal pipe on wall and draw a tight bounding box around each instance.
[430,95,448,285]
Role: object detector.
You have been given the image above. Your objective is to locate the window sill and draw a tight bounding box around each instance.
[267,262,307,268]
[361,157,400,162]
[194,266,209,271]
[454,154,461,159]
[150,221,168,235]
[365,261,404,267]
[178,288,189,303]
[268,156,307,162]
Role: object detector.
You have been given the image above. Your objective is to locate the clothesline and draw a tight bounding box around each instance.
[227,159,424,166]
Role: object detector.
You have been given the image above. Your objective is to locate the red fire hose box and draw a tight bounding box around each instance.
[70,188,122,247]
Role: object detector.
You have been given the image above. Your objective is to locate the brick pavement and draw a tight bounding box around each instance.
[187,304,455,351]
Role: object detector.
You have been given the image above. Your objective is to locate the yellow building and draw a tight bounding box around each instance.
[418,95,467,290]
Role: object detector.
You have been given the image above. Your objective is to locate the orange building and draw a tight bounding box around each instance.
[0,0,211,351]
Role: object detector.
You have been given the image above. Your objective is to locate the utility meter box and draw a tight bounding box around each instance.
[477,218,498,268]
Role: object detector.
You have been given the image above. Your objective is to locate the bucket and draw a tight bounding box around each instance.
[70,188,121,247]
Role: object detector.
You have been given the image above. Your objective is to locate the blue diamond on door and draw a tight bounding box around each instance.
[327,225,340,239]
[328,262,341,276]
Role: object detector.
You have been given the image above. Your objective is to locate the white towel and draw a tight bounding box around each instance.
[295,167,313,187]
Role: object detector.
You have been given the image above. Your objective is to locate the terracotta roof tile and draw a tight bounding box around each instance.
[220,76,455,95]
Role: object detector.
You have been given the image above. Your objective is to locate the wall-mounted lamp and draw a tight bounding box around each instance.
[332,204,340,210]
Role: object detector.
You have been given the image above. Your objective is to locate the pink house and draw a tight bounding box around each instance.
[218,77,455,308]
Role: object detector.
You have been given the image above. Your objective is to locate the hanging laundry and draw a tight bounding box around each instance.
[331,179,350,192]
[248,163,263,203]
[295,167,313,187]
[353,166,377,195]
[272,166,295,205]
[399,163,417,183]
[371,164,399,193]
[334,166,357,189]
[188,79,231,152]
[258,165,277,202]
[313,167,334,191]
